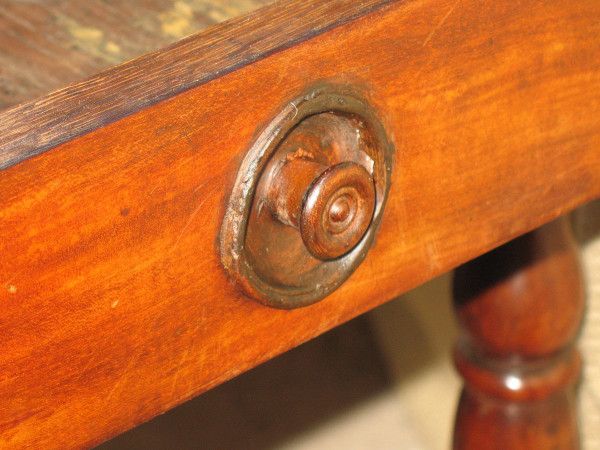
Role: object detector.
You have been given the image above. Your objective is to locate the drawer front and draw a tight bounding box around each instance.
[1,0,599,446]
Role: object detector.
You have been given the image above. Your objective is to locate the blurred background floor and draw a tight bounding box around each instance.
[100,206,599,450]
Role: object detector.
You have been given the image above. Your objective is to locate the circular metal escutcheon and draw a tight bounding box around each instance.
[219,84,394,309]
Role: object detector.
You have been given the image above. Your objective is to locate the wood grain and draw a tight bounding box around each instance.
[453,218,584,448]
[0,0,396,170]
[0,0,272,110]
[1,0,599,447]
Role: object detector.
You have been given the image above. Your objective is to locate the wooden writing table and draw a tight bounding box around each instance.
[0,0,599,447]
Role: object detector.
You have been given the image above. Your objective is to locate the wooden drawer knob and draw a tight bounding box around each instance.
[267,158,376,260]
[220,86,393,308]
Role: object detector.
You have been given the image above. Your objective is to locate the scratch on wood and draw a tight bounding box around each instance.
[148,157,193,196]
[193,179,211,193]
[76,358,94,380]
[170,347,190,396]
[422,0,462,47]
[172,196,211,250]
[425,239,441,274]
[273,57,292,90]
[105,354,139,404]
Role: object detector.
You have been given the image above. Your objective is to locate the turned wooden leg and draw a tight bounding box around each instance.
[452,217,585,449]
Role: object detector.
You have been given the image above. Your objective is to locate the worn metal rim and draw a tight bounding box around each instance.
[219,84,394,309]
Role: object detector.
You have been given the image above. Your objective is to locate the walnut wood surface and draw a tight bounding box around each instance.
[0,0,396,170]
[1,0,599,447]
[452,218,584,448]
[0,0,272,111]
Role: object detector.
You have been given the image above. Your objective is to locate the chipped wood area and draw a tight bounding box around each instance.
[0,0,271,110]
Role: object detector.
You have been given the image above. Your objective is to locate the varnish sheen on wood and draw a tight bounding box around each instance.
[1,0,599,447]
[453,218,584,449]
[0,0,272,110]
[0,0,396,169]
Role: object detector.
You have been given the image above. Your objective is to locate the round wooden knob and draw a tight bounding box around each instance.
[267,157,376,260]
[220,90,393,308]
